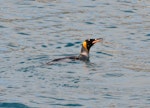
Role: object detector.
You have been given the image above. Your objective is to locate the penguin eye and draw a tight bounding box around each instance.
[87,43,91,48]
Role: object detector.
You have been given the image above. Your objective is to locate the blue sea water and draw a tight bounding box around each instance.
[0,0,150,108]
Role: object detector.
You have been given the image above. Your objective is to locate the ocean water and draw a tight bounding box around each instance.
[0,0,150,108]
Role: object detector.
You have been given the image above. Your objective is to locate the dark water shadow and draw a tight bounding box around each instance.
[51,103,83,107]
[0,103,30,108]
[96,51,113,56]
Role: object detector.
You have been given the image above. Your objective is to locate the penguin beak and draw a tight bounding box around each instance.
[92,38,103,44]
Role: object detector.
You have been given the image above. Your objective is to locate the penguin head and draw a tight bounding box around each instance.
[82,38,103,52]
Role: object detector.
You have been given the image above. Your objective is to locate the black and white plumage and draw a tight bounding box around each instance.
[47,38,103,64]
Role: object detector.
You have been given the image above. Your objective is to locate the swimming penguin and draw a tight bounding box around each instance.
[47,38,103,64]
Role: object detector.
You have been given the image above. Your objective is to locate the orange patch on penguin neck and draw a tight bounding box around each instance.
[83,41,88,51]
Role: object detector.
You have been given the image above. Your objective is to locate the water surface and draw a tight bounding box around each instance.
[0,0,150,108]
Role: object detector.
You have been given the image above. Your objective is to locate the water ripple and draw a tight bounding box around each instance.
[146,34,150,36]
[0,103,30,108]
[65,43,74,47]
[17,32,30,36]
[0,25,6,28]
[51,103,83,107]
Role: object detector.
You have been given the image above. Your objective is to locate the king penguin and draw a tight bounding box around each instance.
[47,38,103,64]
